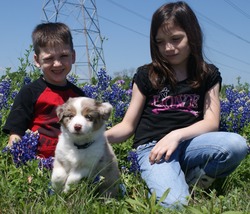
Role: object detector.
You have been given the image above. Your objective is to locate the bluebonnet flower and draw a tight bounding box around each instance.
[220,86,250,134]
[127,150,140,174]
[38,156,54,170]
[0,77,11,110]
[2,130,54,170]
[96,68,111,91]
[3,130,39,167]
[23,76,31,85]
[11,90,19,100]
[82,68,131,124]
[67,74,79,85]
[114,101,128,119]
[83,84,99,99]
[115,79,125,85]
[126,89,132,97]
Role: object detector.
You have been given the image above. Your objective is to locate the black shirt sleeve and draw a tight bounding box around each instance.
[2,78,46,136]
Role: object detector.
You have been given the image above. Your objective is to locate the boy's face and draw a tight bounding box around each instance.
[34,44,75,86]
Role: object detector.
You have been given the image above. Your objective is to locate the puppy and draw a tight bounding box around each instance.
[51,97,120,197]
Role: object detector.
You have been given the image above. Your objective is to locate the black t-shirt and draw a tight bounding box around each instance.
[3,76,85,158]
[133,64,222,148]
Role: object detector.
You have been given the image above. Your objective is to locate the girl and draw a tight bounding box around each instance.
[105,1,248,209]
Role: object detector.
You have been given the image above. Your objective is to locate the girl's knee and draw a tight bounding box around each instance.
[225,132,248,159]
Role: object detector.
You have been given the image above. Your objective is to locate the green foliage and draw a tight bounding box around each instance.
[0,49,250,213]
[0,47,41,132]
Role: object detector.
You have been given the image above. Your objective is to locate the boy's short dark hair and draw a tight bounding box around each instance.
[32,22,74,56]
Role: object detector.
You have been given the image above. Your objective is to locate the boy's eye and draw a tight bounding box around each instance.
[43,57,53,62]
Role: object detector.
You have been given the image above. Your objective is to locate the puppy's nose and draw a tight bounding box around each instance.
[74,124,82,132]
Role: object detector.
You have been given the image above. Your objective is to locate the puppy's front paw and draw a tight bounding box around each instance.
[51,168,68,192]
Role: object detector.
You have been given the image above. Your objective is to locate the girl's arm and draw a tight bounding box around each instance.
[149,82,221,164]
[106,83,146,144]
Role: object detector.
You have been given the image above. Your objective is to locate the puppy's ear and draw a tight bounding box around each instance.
[56,98,73,121]
[56,105,65,122]
[98,102,113,121]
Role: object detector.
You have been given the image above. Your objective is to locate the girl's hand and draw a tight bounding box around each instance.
[149,131,181,164]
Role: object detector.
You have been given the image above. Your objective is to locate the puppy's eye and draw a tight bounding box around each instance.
[65,114,74,119]
[85,115,93,121]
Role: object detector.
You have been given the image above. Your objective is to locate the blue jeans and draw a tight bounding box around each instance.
[136,132,248,209]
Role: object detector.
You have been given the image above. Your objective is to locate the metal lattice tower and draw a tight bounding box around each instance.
[41,0,105,81]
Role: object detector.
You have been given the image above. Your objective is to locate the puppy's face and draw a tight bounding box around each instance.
[56,97,112,136]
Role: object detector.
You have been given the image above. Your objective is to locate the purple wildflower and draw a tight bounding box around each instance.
[127,150,140,174]
[11,90,18,100]
[83,84,99,99]
[0,77,11,110]
[3,130,39,167]
[115,79,125,85]
[38,156,54,170]
[220,86,250,134]
[97,68,111,91]
[23,76,31,85]
[67,74,78,85]
[82,68,131,124]
[2,130,54,170]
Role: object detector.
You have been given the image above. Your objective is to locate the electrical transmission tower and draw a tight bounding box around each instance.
[41,0,106,81]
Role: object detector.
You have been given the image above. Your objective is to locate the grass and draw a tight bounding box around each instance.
[0,50,249,213]
[0,135,250,214]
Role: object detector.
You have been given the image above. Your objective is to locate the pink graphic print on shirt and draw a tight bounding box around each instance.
[151,87,200,117]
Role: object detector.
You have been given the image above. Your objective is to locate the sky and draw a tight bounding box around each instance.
[0,0,249,85]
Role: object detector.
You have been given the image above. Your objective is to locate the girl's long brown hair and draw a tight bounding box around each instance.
[149,1,210,90]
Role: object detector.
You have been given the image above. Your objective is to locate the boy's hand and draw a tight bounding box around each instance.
[8,134,21,146]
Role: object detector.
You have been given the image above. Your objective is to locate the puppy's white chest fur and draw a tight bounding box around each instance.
[56,126,106,176]
[51,97,120,196]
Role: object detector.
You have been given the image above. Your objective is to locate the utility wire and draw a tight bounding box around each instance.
[223,0,250,19]
[100,13,249,71]
[196,11,250,45]
[205,46,250,66]
[100,0,249,74]
[105,0,250,46]
[99,15,149,38]
[105,0,150,21]
[212,60,250,75]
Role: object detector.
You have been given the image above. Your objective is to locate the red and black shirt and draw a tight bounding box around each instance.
[3,76,85,158]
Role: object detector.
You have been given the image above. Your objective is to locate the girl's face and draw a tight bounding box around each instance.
[34,44,75,86]
[155,23,190,70]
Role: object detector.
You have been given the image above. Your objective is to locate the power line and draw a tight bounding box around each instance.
[99,14,250,68]
[223,0,250,19]
[212,60,250,75]
[205,46,250,67]
[105,0,250,46]
[99,1,249,75]
[99,15,149,38]
[196,11,250,45]
[105,0,150,22]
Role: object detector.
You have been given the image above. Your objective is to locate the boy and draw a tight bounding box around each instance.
[3,22,85,158]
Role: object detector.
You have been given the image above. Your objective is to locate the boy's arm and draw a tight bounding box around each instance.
[3,83,36,137]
